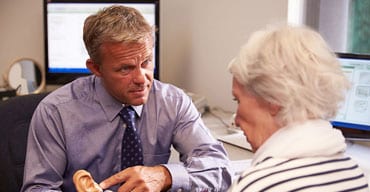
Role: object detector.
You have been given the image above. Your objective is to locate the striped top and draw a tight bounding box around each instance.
[229,119,369,192]
[231,156,368,191]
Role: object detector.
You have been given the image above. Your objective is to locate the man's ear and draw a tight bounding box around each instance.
[86,59,102,77]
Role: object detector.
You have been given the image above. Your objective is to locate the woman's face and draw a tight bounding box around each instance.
[232,78,280,152]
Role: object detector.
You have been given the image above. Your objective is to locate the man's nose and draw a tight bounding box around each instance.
[132,68,145,84]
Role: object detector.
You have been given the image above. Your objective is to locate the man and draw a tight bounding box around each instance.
[21,5,232,192]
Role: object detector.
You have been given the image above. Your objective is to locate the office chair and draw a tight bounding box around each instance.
[0,92,49,191]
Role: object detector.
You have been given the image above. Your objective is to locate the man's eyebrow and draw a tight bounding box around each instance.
[145,52,153,58]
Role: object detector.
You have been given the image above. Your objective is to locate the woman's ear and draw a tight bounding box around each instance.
[269,102,281,116]
[86,59,102,77]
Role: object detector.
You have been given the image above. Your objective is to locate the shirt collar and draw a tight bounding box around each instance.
[123,104,143,117]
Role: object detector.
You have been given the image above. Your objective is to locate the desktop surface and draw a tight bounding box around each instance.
[201,109,254,160]
[201,108,370,180]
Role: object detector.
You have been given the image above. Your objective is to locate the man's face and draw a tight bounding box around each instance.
[92,38,154,106]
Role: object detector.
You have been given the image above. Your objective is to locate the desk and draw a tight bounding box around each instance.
[169,109,253,161]
[204,109,370,182]
[201,110,254,174]
[201,110,253,160]
[169,109,253,174]
[346,141,370,181]
[170,109,370,182]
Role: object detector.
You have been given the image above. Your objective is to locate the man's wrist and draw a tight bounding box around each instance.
[157,165,172,191]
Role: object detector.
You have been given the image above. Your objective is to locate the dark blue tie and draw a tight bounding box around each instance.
[119,106,144,170]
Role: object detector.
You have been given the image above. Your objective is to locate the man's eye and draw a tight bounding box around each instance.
[141,59,152,68]
[119,66,133,74]
[141,60,148,67]
[233,97,240,104]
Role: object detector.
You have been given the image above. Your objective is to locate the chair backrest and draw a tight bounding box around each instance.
[0,93,49,192]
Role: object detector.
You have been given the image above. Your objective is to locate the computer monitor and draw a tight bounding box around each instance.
[43,0,159,85]
[331,53,370,140]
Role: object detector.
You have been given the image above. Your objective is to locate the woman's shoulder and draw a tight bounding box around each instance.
[233,155,368,191]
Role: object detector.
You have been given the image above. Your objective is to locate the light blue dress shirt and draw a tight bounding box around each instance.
[21,76,233,192]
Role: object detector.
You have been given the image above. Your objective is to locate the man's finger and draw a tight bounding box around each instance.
[99,171,129,189]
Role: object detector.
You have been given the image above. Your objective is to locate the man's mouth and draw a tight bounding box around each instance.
[131,88,145,92]
[129,86,147,96]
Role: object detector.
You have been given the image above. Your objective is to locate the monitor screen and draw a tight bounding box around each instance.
[44,0,159,84]
[331,53,370,140]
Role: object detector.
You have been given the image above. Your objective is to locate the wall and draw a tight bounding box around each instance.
[160,0,288,111]
[0,0,44,85]
[305,0,349,53]
[0,0,288,111]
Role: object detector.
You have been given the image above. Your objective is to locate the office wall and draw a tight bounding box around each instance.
[0,0,44,86]
[0,0,288,111]
[160,0,287,111]
[305,0,349,53]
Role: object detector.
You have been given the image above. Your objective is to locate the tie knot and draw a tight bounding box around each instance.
[119,106,136,123]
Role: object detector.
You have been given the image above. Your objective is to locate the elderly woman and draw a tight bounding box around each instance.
[228,25,369,191]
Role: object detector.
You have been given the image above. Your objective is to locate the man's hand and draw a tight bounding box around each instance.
[99,165,172,192]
